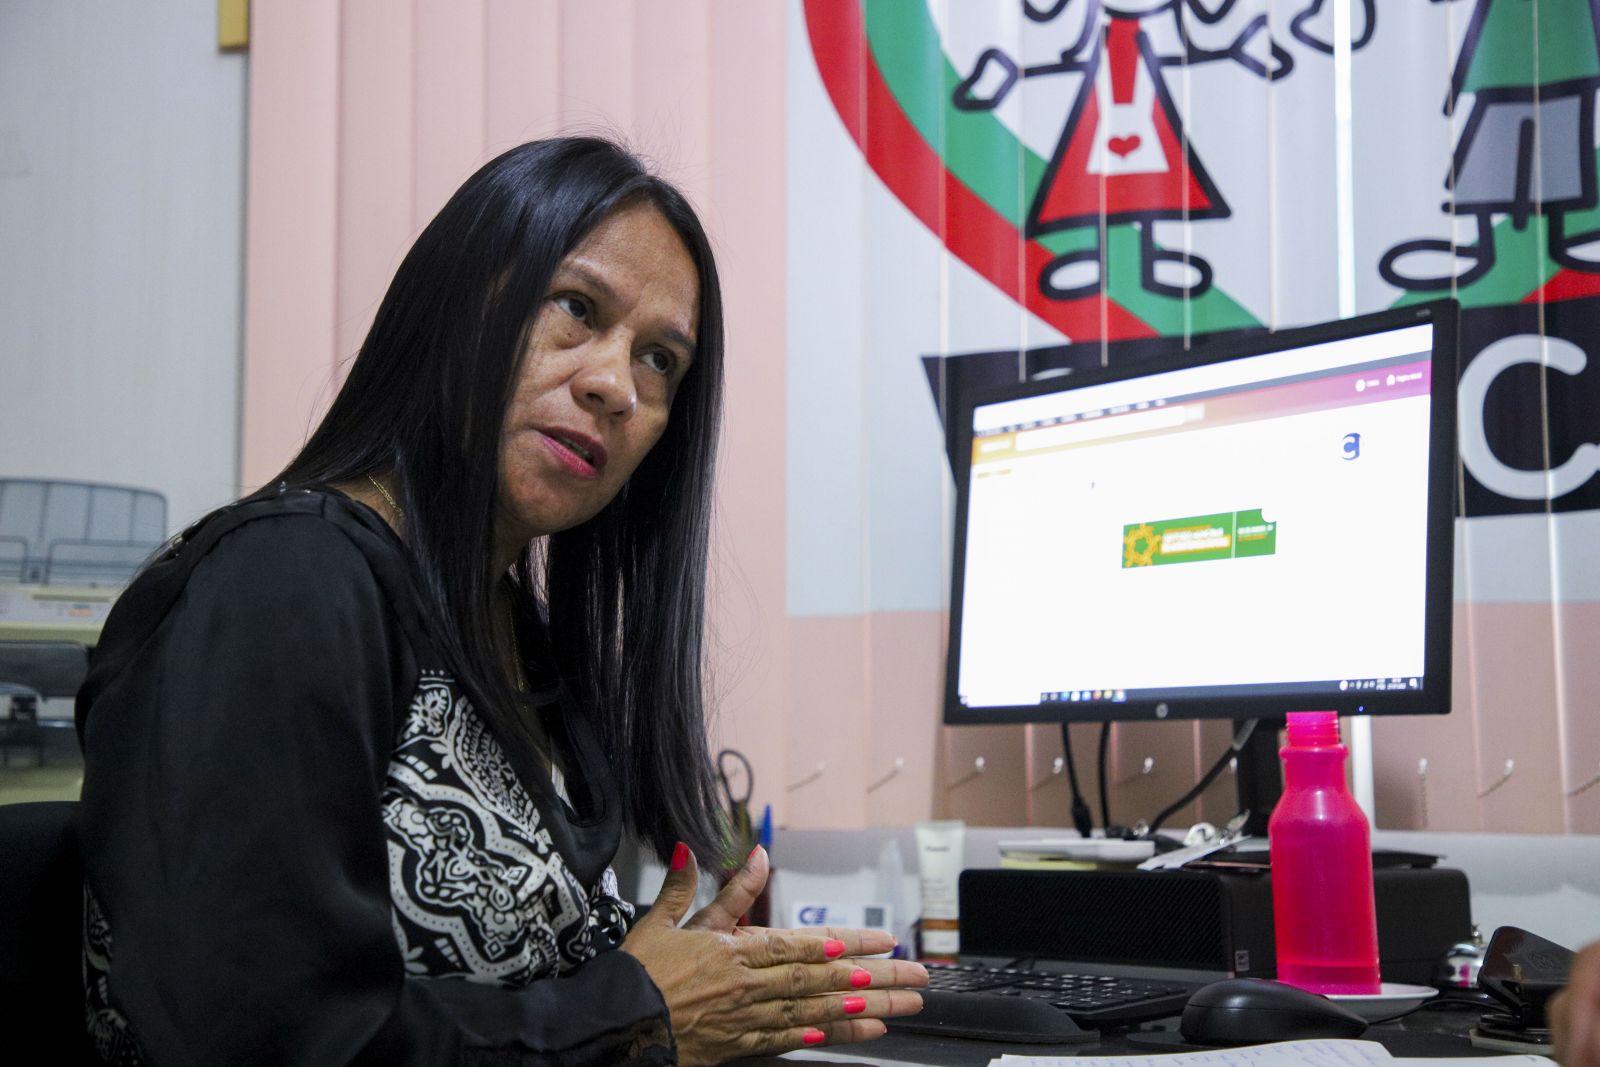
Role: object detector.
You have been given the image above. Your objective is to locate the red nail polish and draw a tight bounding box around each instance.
[843,996,866,1015]
[803,1029,826,1046]
[670,842,689,871]
[850,968,871,989]
[747,844,762,864]
[824,939,845,959]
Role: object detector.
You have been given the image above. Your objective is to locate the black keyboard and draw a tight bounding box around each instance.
[887,963,1200,1043]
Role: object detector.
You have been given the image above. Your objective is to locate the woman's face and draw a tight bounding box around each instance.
[496,201,699,547]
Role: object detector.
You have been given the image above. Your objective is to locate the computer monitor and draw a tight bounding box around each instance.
[944,302,1458,824]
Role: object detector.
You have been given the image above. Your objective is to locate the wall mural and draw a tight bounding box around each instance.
[790,0,1600,831]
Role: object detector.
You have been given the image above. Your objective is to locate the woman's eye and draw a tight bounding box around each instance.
[553,293,591,322]
[641,350,676,376]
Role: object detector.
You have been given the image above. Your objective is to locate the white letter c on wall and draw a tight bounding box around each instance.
[1459,334,1600,501]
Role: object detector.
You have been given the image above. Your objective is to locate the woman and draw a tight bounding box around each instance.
[76,137,925,1066]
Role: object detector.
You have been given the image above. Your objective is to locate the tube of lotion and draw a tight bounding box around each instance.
[914,820,964,961]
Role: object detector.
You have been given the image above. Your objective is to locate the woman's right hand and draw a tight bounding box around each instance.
[1554,941,1600,1067]
[620,843,927,1067]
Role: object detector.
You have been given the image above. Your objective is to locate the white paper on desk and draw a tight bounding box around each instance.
[993,1037,1395,1067]
[994,1041,1553,1067]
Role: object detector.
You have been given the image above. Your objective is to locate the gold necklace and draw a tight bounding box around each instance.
[502,595,528,693]
[367,474,402,520]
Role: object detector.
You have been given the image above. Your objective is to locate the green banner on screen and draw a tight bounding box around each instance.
[1122,508,1276,568]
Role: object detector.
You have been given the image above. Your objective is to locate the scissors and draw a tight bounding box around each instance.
[716,748,754,853]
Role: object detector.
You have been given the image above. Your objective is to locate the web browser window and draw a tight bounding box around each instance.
[956,324,1435,710]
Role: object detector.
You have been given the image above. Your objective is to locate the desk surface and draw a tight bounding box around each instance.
[775,1003,1510,1066]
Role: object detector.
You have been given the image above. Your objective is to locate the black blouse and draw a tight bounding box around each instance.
[75,488,673,1066]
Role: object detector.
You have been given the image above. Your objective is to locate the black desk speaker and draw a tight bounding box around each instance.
[958,866,1471,984]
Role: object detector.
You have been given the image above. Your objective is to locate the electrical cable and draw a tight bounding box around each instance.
[1096,722,1113,834]
[1060,723,1095,838]
[1146,719,1260,836]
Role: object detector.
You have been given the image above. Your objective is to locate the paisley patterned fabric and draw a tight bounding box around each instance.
[381,671,633,986]
[84,671,634,1064]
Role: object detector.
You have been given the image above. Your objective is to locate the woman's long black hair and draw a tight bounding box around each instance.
[268,137,726,865]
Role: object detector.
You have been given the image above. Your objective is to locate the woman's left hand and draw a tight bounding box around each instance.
[621,844,926,1066]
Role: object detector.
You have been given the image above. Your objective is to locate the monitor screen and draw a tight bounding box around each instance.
[945,302,1457,725]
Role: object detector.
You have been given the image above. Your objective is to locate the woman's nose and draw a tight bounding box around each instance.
[574,338,637,420]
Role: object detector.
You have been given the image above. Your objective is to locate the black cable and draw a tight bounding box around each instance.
[1060,723,1094,838]
[1146,719,1260,836]
[1096,722,1113,833]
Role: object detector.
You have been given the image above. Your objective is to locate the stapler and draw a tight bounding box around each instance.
[1470,926,1574,1053]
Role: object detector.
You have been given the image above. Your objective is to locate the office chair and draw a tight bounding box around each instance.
[0,641,87,766]
[0,800,96,1064]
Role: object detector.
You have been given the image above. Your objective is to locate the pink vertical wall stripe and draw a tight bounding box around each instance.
[242,1,341,491]
[704,0,792,825]
[336,0,415,378]
[413,0,488,231]
[485,0,561,151]
[558,0,634,137]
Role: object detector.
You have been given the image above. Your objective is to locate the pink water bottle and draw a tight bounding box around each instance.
[1268,711,1381,994]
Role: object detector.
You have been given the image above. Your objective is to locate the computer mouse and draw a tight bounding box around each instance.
[1180,978,1369,1045]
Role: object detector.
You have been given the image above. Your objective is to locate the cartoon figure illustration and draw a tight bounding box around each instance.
[956,0,1371,301]
[1380,0,1600,291]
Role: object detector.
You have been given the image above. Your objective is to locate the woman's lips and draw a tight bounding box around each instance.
[539,430,605,478]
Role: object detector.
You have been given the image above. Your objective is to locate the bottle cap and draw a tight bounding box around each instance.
[1285,710,1341,747]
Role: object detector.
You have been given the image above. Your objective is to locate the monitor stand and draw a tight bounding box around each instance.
[1232,716,1284,837]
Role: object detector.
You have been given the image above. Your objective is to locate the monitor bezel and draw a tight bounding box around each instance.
[943,300,1459,726]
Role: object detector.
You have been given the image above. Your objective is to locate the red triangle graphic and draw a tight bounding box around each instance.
[1523,268,1600,304]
